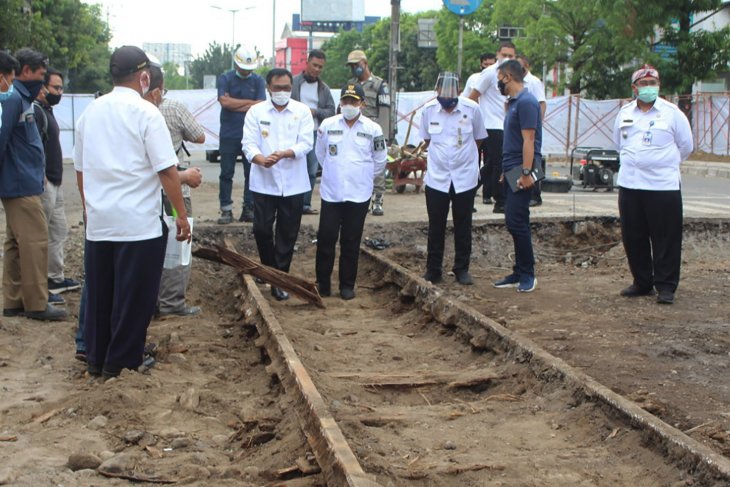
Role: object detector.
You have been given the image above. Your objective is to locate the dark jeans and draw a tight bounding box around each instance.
[503,182,535,280]
[478,139,491,199]
[425,184,477,274]
[219,137,252,211]
[75,281,87,353]
[303,131,319,209]
[618,187,682,293]
[315,199,370,290]
[84,224,167,371]
[252,192,304,273]
[485,129,504,206]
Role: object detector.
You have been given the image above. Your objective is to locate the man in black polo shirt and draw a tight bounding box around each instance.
[34,67,81,297]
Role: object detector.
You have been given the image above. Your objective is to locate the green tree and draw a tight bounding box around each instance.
[161,62,189,90]
[188,42,236,89]
[0,0,111,93]
[435,2,499,78]
[321,12,442,91]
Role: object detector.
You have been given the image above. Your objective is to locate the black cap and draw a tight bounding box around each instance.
[340,83,365,101]
[109,46,150,77]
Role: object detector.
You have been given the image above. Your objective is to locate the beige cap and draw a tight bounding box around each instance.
[346,49,367,64]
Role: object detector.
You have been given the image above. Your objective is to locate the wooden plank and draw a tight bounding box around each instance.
[327,371,501,389]
[241,275,381,487]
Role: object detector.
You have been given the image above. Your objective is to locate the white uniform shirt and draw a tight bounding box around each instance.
[613,97,693,191]
[316,114,387,203]
[243,99,314,196]
[73,86,177,242]
[462,70,490,128]
[524,71,546,103]
[419,97,487,193]
[473,63,507,130]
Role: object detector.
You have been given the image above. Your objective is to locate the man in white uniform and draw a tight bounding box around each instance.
[314,84,387,300]
[468,41,517,213]
[420,72,487,285]
[613,64,693,305]
[74,46,190,378]
[243,68,314,301]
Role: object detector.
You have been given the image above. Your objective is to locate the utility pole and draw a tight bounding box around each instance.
[389,0,400,143]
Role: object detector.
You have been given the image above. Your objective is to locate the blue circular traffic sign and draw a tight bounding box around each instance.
[443,0,483,16]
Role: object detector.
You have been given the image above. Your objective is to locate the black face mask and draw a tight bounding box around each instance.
[45,92,62,106]
[21,79,44,100]
[497,78,509,96]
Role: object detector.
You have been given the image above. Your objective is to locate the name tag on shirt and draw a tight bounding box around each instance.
[260,120,271,126]
[327,129,343,135]
[356,132,372,140]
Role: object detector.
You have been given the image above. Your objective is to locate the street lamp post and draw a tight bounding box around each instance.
[211,5,240,70]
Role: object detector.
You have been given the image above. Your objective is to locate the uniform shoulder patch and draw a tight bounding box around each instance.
[374,135,386,151]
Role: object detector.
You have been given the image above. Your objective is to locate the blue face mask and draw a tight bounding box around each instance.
[437,96,458,110]
[351,65,364,78]
[637,86,659,103]
[0,76,14,101]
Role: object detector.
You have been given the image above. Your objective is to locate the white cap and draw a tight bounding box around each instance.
[234,46,257,70]
[145,53,164,72]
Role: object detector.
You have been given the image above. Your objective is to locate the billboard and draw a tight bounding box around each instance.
[301,0,365,22]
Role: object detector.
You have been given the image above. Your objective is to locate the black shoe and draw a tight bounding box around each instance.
[340,288,355,300]
[472,207,477,213]
[3,307,24,317]
[158,306,201,316]
[217,210,234,225]
[493,204,505,214]
[482,197,493,205]
[271,287,289,301]
[316,282,331,297]
[87,363,102,377]
[24,304,67,321]
[656,290,675,304]
[75,350,87,363]
[422,270,443,284]
[239,207,254,222]
[620,284,654,297]
[48,278,82,294]
[454,270,474,285]
[529,199,542,207]
[102,366,121,380]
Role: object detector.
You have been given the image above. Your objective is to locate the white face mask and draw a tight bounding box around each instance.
[341,104,361,121]
[140,71,151,97]
[270,91,291,106]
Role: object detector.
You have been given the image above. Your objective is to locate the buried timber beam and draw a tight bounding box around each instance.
[360,246,730,484]
[239,274,381,487]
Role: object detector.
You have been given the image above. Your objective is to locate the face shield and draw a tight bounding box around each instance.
[435,72,460,98]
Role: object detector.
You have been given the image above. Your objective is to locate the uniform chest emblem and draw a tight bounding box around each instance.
[329,144,338,156]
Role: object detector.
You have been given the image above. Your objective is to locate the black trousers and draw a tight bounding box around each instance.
[425,184,477,274]
[618,187,683,293]
[315,199,370,290]
[485,129,504,206]
[478,139,491,199]
[84,222,167,371]
[252,191,304,273]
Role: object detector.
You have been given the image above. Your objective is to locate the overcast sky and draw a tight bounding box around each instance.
[82,0,446,58]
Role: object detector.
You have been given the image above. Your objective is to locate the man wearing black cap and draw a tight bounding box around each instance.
[74,45,191,378]
[314,84,387,300]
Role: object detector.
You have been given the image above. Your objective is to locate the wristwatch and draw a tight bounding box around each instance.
[521,168,531,176]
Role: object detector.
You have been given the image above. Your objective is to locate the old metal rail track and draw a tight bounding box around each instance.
[236,246,730,486]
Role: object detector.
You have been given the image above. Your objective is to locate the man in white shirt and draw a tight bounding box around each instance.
[613,64,693,305]
[469,41,517,213]
[291,50,336,215]
[74,46,190,378]
[517,55,547,207]
[314,84,387,300]
[420,72,487,285]
[463,53,495,205]
[243,68,314,301]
